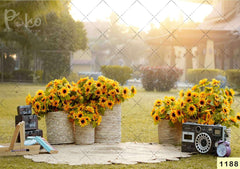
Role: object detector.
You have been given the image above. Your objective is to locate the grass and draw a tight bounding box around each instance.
[0,83,240,169]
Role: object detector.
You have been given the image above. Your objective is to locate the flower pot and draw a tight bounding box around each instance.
[45,111,74,144]
[75,125,94,145]
[158,120,182,145]
[95,104,121,143]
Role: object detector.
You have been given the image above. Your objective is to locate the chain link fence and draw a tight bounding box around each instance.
[0,0,240,165]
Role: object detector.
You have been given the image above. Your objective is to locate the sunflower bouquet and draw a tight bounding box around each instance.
[26,76,137,128]
[26,77,80,118]
[151,78,240,127]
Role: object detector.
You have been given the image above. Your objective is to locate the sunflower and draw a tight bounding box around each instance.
[106,100,114,109]
[191,85,197,91]
[115,97,121,104]
[122,87,129,98]
[187,104,196,116]
[179,90,184,98]
[230,117,237,123]
[154,99,162,107]
[199,98,206,107]
[109,89,116,97]
[60,87,69,97]
[151,108,155,117]
[230,89,235,96]
[96,81,102,88]
[53,100,59,107]
[214,94,220,101]
[41,104,47,112]
[95,89,102,97]
[186,97,192,103]
[214,101,220,106]
[130,86,137,95]
[170,110,177,123]
[169,96,175,102]
[97,116,102,125]
[79,117,88,127]
[228,96,233,104]
[86,106,94,113]
[115,87,120,94]
[199,78,208,85]
[222,106,230,114]
[192,92,198,98]
[153,114,160,123]
[160,107,165,114]
[199,92,206,98]
[179,99,185,108]
[165,99,171,106]
[211,79,220,86]
[86,80,93,86]
[186,90,192,97]
[63,103,70,111]
[46,81,53,88]
[85,86,91,95]
[34,101,41,112]
[41,96,47,103]
[99,97,107,107]
[176,109,182,118]
[225,89,230,96]
[26,94,32,105]
[208,118,215,125]
[36,90,44,97]
[236,113,240,121]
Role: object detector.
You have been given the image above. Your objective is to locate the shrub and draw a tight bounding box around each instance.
[12,69,33,82]
[225,69,240,89]
[101,65,133,85]
[141,66,183,91]
[187,69,225,84]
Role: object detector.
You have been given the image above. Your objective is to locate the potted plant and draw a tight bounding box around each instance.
[151,78,240,145]
[71,76,136,144]
[26,77,76,144]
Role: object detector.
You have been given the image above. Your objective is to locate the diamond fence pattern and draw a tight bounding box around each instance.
[0,0,240,164]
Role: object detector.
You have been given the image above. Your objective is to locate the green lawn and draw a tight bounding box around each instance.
[0,83,240,169]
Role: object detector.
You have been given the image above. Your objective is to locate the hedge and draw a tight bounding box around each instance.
[225,69,240,89]
[12,69,33,82]
[187,69,225,84]
[141,66,183,91]
[101,65,133,85]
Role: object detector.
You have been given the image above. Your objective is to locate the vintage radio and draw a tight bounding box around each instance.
[15,114,38,131]
[181,122,227,154]
[17,105,32,115]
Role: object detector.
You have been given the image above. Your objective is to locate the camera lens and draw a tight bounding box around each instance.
[196,126,201,133]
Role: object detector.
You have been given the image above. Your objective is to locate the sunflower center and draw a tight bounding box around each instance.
[190,107,194,111]
[78,114,82,118]
[172,113,176,117]
[63,89,67,94]
[81,120,85,124]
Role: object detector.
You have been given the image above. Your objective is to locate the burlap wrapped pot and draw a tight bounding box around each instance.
[75,124,94,145]
[95,104,121,143]
[45,111,74,144]
[158,120,182,145]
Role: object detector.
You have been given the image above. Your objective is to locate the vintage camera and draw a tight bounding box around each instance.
[17,105,32,115]
[15,114,38,130]
[15,105,43,142]
[181,122,227,154]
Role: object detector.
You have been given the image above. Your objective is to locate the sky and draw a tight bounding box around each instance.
[69,0,213,31]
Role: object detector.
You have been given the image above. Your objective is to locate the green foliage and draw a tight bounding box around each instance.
[226,69,240,89]
[187,69,225,84]
[34,70,43,83]
[12,69,33,82]
[141,66,183,91]
[101,65,133,85]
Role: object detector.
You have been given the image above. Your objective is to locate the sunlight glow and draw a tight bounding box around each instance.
[70,0,213,30]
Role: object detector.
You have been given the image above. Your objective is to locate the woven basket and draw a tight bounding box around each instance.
[158,120,182,145]
[95,104,121,143]
[75,125,94,145]
[45,111,74,144]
